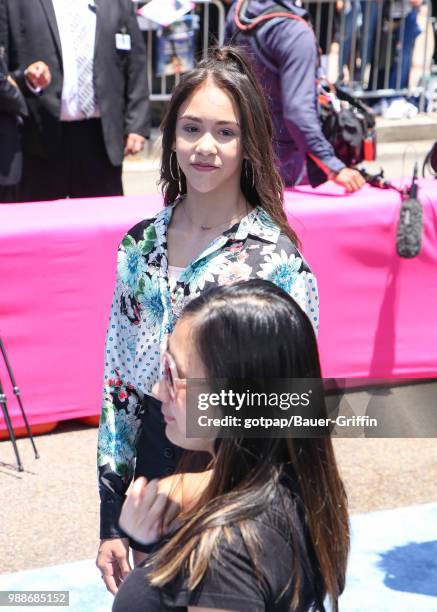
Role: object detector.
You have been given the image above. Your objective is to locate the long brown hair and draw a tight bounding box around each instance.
[148,281,349,611]
[159,46,299,246]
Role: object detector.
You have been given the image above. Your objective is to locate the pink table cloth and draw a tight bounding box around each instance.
[1,181,437,430]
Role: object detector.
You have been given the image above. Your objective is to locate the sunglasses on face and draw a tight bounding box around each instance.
[162,350,186,401]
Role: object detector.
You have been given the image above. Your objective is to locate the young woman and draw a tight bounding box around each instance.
[113,280,349,612]
[96,46,320,592]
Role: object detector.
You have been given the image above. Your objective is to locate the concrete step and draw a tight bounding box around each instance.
[376,113,437,143]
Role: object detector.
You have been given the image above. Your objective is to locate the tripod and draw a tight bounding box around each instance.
[0,335,39,471]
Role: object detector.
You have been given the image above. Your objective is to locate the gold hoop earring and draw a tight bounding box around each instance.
[170,151,183,193]
[244,159,255,189]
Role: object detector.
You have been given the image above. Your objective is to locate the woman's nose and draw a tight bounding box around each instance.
[195,132,217,155]
[152,379,168,402]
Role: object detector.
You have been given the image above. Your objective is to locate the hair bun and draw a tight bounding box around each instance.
[212,48,227,61]
[211,46,248,73]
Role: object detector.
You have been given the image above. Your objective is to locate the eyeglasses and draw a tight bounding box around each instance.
[162,350,186,401]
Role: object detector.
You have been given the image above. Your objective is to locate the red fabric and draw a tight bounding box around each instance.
[0,182,436,429]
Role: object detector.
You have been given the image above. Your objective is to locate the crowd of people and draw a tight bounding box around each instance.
[1,0,370,203]
[1,1,435,201]
[315,0,436,118]
[205,0,436,120]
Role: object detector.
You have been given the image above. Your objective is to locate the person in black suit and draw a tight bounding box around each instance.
[0,0,50,201]
[6,0,150,201]
[0,50,26,202]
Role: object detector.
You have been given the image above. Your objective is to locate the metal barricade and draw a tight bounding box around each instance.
[136,0,436,112]
[303,0,436,111]
[136,0,226,102]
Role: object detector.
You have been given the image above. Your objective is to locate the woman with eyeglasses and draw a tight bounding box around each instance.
[96,46,320,591]
[113,280,349,612]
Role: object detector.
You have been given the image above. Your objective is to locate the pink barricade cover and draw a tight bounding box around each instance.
[0,180,437,429]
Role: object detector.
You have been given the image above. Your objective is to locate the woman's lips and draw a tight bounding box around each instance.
[162,412,175,424]
[191,163,218,172]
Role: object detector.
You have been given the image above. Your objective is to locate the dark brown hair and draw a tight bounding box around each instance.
[148,280,349,611]
[159,46,299,246]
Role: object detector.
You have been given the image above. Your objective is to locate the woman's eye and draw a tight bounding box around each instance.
[219,129,234,137]
[182,125,199,134]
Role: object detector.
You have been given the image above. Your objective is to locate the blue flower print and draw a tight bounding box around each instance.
[97,407,138,477]
[125,329,137,359]
[118,235,147,293]
[186,258,216,293]
[137,274,164,330]
[258,249,302,293]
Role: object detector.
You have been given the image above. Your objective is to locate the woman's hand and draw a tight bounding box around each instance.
[96,537,131,595]
[333,167,366,193]
[119,471,212,545]
[119,477,181,545]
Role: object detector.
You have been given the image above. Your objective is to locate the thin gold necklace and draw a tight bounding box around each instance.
[183,199,247,231]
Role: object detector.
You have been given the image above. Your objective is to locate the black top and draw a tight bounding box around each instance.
[113,482,322,612]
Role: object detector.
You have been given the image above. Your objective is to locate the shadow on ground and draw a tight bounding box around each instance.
[378,540,437,597]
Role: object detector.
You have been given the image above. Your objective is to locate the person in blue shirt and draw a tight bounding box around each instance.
[225,0,365,192]
[96,46,320,594]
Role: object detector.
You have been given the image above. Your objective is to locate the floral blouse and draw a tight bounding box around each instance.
[97,202,319,537]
